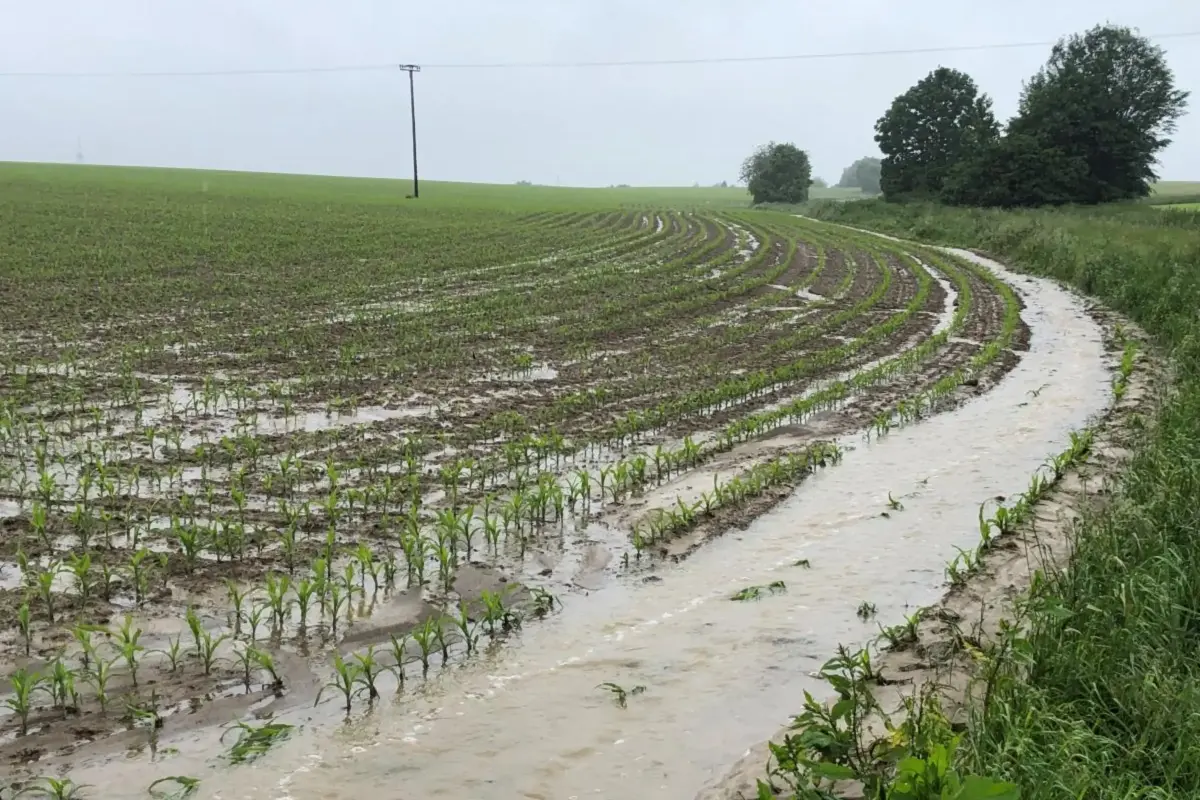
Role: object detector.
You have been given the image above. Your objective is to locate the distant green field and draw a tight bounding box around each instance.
[0,161,860,211]
[1156,202,1200,211]
[1152,181,1200,197]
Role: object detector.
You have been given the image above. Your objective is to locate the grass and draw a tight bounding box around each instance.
[1155,202,1200,211]
[805,196,1200,799]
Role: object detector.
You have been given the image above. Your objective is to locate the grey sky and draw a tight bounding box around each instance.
[2,1,1198,187]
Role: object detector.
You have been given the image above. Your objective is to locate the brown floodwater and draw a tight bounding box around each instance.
[55,250,1113,800]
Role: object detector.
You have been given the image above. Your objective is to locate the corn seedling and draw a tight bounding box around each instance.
[48,658,80,714]
[17,602,32,656]
[856,601,878,620]
[249,646,285,693]
[71,623,103,671]
[480,589,521,636]
[154,632,186,674]
[387,633,411,692]
[85,657,118,712]
[197,630,230,676]
[350,645,387,703]
[5,668,44,735]
[315,653,364,716]
[452,600,478,654]
[225,580,248,637]
[294,576,319,634]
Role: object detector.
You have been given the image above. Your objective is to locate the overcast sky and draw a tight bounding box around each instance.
[1,1,1198,187]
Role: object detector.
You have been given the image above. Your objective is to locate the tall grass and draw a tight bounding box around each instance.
[807,198,1200,798]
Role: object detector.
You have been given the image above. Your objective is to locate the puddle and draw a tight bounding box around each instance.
[256,403,436,435]
[471,364,559,383]
[768,284,826,303]
[62,250,1112,797]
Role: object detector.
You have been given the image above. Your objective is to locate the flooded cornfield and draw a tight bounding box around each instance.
[0,173,1121,799]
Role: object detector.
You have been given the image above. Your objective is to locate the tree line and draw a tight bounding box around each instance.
[740,24,1189,208]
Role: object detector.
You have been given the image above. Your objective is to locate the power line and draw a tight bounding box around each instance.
[1,31,1198,78]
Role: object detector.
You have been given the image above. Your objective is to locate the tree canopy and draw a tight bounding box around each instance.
[837,157,882,194]
[739,142,814,205]
[985,25,1187,205]
[880,25,1189,208]
[874,67,998,200]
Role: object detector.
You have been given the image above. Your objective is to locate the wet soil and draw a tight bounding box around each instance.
[0,218,1114,798]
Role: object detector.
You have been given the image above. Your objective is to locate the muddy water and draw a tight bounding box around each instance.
[61,251,1112,800]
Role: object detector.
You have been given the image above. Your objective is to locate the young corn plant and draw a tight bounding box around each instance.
[114,615,146,689]
[244,602,269,643]
[198,630,230,676]
[294,576,319,635]
[48,658,81,714]
[452,601,478,655]
[17,602,33,656]
[34,562,60,624]
[373,629,405,689]
[72,623,103,671]
[225,580,248,638]
[85,656,118,712]
[315,653,364,717]
[264,572,292,635]
[13,778,93,799]
[412,617,439,677]
[249,646,285,693]
[221,720,295,764]
[351,645,387,704]
[5,668,44,735]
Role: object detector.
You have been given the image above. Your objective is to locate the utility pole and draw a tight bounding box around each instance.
[399,64,421,198]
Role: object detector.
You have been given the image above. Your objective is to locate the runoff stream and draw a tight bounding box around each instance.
[63,250,1113,799]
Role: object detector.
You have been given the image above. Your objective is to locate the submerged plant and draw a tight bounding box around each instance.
[147,776,200,799]
[597,682,646,709]
[731,581,787,601]
[315,653,364,716]
[221,720,295,764]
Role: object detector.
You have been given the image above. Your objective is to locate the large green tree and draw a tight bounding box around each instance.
[1004,24,1189,204]
[739,142,813,204]
[836,157,882,194]
[874,68,998,200]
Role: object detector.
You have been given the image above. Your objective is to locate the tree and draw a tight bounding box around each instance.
[836,157,882,194]
[739,142,813,204]
[874,67,998,200]
[1001,24,1189,204]
[941,132,1089,208]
